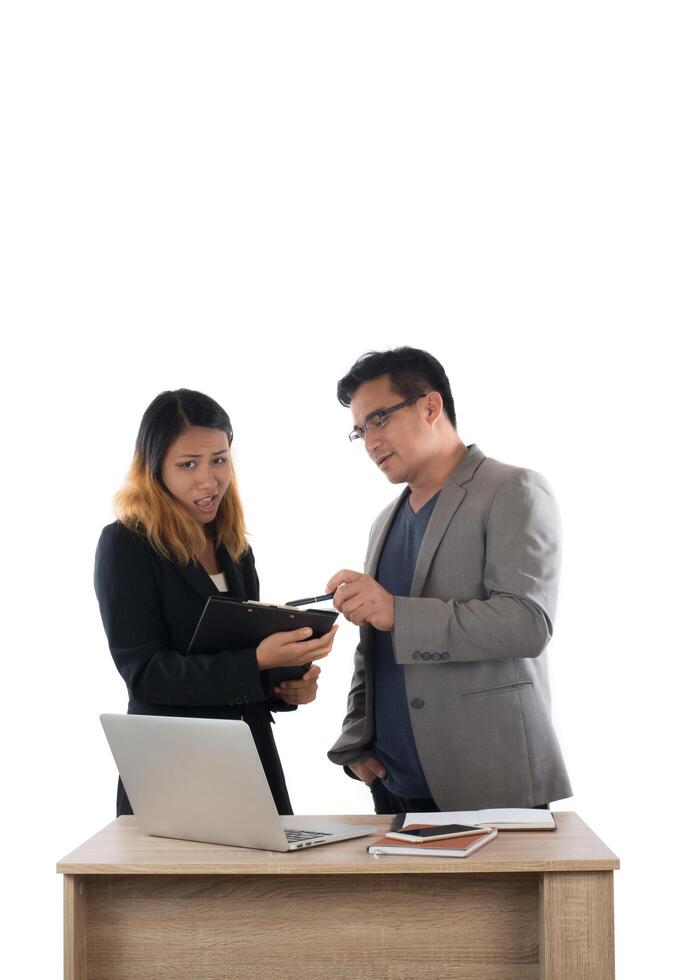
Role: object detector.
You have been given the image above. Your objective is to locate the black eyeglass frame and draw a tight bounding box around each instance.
[348,393,427,442]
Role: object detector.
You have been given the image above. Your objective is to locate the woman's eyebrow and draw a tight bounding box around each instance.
[174,448,229,459]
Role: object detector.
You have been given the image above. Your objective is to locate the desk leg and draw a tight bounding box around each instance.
[64,875,87,980]
[539,871,615,980]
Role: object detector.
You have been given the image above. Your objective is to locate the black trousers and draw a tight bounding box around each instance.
[369,778,549,815]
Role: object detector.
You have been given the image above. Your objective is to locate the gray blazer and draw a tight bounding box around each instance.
[328,444,572,809]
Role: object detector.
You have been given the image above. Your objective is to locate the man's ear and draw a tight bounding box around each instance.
[424,390,444,425]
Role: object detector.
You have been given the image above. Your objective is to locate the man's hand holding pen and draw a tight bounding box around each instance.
[263,567,395,706]
[327,569,395,631]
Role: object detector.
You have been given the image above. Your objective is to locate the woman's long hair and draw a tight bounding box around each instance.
[114,389,248,563]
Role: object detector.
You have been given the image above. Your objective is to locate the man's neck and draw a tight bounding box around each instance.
[408,439,468,512]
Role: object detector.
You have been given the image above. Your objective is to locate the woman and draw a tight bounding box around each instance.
[94,388,336,816]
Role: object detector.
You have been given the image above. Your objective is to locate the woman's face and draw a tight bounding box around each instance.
[161,425,232,525]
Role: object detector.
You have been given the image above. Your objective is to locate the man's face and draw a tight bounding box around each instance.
[350,375,430,485]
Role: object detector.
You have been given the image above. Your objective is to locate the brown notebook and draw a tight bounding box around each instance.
[368,825,498,858]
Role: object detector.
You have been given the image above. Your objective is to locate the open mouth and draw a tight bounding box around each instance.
[194,494,218,511]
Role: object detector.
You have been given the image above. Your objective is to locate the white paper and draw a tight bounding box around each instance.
[403,808,555,828]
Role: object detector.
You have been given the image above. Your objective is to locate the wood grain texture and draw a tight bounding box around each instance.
[83,872,540,980]
[63,875,87,980]
[58,813,618,978]
[539,871,615,980]
[57,812,619,875]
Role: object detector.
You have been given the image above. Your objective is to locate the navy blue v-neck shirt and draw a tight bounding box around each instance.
[371,490,440,797]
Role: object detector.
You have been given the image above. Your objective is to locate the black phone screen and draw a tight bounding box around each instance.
[406,823,480,838]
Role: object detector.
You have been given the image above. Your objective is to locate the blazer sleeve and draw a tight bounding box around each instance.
[326,630,374,771]
[391,469,561,664]
[94,524,268,706]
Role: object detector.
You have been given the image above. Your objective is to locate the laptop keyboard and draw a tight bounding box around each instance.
[285,829,333,842]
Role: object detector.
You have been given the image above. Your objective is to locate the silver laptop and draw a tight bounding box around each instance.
[100,713,375,852]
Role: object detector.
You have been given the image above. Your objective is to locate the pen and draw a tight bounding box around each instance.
[285,592,335,607]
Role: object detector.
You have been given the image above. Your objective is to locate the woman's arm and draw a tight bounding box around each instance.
[94,523,268,707]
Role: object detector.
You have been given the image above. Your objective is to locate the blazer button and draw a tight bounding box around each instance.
[410,698,425,709]
[440,652,450,661]
[422,651,432,660]
[413,651,422,660]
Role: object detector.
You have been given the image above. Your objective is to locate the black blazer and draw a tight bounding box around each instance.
[94,521,294,816]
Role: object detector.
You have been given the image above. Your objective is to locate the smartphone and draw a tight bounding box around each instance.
[385,823,489,843]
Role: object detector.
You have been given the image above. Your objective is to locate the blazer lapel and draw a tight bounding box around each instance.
[365,488,409,578]
[410,444,487,597]
[410,483,467,597]
[217,545,247,599]
[171,556,215,602]
[172,541,249,603]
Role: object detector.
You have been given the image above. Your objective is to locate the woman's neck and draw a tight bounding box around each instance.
[198,528,221,574]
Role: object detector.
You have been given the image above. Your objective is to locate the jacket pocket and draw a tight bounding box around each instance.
[455,681,535,802]
[462,681,534,698]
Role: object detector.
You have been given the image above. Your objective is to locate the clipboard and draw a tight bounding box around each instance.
[187,595,339,687]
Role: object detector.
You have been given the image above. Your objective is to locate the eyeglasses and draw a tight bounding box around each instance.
[348,394,426,442]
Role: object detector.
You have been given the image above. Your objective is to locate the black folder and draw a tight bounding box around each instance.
[187,595,339,687]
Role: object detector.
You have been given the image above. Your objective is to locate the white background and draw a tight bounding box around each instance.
[1,2,678,976]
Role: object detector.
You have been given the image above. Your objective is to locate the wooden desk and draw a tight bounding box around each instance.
[57,811,618,979]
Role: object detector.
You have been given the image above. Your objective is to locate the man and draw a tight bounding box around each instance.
[327,347,572,814]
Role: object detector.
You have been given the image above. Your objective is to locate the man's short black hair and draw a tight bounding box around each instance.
[337,347,456,428]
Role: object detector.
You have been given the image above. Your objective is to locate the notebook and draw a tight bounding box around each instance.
[392,808,555,831]
[369,826,498,858]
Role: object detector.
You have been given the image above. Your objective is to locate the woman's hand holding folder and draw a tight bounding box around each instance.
[274,663,321,705]
[255,624,338,671]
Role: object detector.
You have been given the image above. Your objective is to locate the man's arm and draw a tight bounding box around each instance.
[392,468,561,664]
[329,469,560,664]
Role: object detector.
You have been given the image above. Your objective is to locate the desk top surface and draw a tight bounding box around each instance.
[57,812,619,875]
